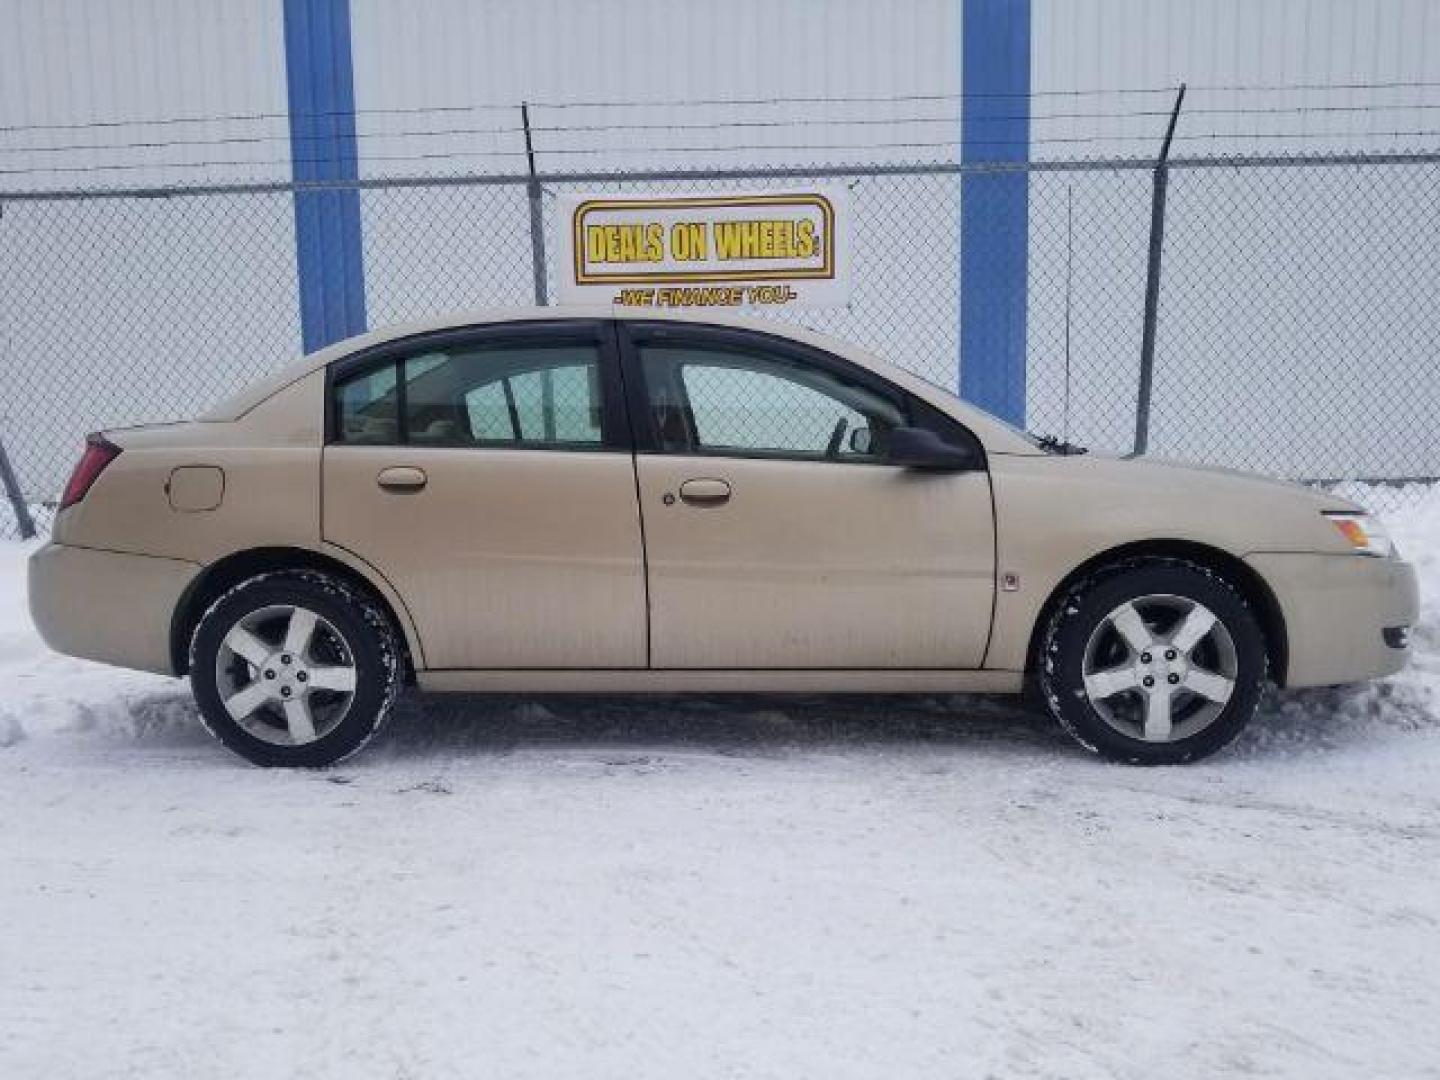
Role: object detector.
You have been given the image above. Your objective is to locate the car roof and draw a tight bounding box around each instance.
[202,306,1041,455]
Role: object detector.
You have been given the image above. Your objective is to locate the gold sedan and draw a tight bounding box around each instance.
[29,309,1417,766]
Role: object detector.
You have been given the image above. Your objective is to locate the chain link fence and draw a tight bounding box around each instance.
[2,152,1438,539]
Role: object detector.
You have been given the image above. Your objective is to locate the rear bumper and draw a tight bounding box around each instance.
[28,543,200,676]
[1246,552,1419,687]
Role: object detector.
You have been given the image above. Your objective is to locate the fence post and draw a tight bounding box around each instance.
[0,197,36,540]
[521,103,549,306]
[0,431,36,540]
[1133,84,1186,457]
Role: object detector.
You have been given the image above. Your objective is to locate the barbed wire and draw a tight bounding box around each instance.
[525,80,1440,107]
[529,101,1440,132]
[1169,128,1440,143]
[5,80,1440,137]
[5,128,1440,180]
[0,125,525,157]
[4,106,1440,167]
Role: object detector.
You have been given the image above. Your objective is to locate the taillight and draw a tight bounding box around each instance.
[59,434,122,510]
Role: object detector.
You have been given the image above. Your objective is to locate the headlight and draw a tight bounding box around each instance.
[1323,511,1395,557]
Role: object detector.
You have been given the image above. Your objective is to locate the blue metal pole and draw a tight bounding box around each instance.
[959,0,1031,426]
[283,0,367,352]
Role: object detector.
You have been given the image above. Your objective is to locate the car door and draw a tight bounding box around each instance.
[322,320,647,670]
[618,321,995,670]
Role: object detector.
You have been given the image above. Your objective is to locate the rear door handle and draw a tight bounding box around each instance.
[678,478,731,506]
[377,466,427,491]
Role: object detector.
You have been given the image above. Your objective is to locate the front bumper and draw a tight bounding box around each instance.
[1246,552,1419,687]
[28,543,200,676]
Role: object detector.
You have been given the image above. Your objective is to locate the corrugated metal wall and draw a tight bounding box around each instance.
[1025,0,1440,473]
[6,0,1435,185]
[345,0,965,334]
[0,0,291,188]
[0,1,301,504]
[347,0,961,180]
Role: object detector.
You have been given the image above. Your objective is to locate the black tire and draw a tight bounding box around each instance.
[1038,557,1268,765]
[190,570,401,767]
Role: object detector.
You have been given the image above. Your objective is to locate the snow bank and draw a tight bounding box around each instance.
[0,538,192,748]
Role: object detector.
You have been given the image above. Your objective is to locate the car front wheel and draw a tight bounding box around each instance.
[190,570,401,767]
[1039,558,1268,765]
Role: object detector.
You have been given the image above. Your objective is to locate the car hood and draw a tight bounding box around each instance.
[1104,453,1363,511]
[988,448,1369,561]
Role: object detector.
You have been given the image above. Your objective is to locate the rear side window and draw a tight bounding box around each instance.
[461,359,600,444]
[334,341,606,448]
[336,365,399,444]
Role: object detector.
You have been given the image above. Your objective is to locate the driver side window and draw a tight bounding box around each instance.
[639,344,905,460]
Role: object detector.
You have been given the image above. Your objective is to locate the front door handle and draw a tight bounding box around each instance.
[678,477,731,506]
[377,466,427,491]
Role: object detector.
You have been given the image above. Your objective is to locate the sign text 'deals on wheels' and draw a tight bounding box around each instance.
[556,188,852,310]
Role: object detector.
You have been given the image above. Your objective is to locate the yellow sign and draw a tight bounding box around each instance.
[557,189,850,308]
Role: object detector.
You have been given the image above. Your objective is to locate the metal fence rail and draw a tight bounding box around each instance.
[2,150,1439,539]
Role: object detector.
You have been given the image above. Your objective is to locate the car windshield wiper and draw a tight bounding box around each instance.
[1033,433,1088,456]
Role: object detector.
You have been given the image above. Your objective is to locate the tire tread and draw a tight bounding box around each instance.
[1038,556,1268,765]
[189,570,401,767]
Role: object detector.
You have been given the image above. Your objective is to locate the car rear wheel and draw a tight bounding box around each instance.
[190,571,400,767]
[1039,558,1268,765]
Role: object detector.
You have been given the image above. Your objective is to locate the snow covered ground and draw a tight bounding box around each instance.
[3,489,1439,1080]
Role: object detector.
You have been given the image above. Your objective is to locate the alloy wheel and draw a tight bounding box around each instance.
[214,604,359,746]
[1080,593,1238,743]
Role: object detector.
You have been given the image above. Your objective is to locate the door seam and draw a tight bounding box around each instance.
[978,468,1000,670]
[630,451,653,670]
[610,319,653,668]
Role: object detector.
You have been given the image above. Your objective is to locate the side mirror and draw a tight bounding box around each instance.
[886,426,981,471]
[847,426,873,455]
